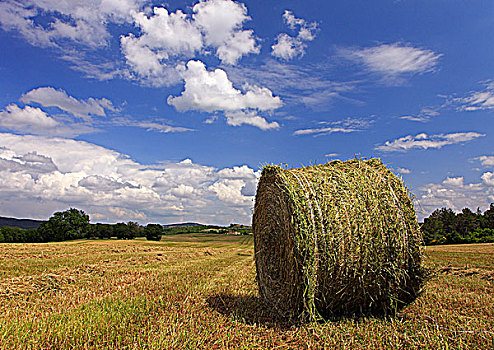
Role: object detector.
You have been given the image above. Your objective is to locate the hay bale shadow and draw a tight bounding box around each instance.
[207,293,408,329]
[206,293,296,329]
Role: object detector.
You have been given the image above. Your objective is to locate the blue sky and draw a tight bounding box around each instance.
[0,0,493,225]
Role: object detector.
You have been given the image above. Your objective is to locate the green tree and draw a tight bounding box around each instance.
[483,203,494,229]
[421,207,458,245]
[37,208,90,241]
[436,207,457,235]
[145,224,164,241]
[93,223,113,239]
[454,208,479,238]
[127,221,142,238]
[0,227,14,242]
[114,222,136,240]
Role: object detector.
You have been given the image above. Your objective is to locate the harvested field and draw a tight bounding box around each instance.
[0,237,493,349]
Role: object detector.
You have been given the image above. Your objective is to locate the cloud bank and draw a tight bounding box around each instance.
[416,172,494,221]
[0,132,258,225]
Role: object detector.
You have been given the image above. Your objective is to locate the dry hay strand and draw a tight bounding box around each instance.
[0,273,75,298]
[253,158,426,321]
[439,266,494,281]
[0,265,105,298]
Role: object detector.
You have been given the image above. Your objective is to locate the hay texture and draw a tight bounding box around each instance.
[253,158,425,321]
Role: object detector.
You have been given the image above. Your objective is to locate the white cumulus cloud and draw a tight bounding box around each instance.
[396,167,411,174]
[481,172,494,187]
[120,34,182,87]
[119,6,202,86]
[120,0,260,85]
[209,179,251,205]
[272,10,318,60]
[0,0,142,48]
[224,111,279,130]
[442,176,464,187]
[0,104,59,130]
[168,61,281,112]
[0,132,258,225]
[167,60,282,130]
[131,7,203,58]
[476,155,494,167]
[416,174,494,221]
[20,87,116,119]
[193,0,259,65]
[0,104,95,137]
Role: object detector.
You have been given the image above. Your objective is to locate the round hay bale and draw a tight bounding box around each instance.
[253,158,425,321]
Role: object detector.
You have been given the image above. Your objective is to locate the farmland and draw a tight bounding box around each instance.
[0,236,493,349]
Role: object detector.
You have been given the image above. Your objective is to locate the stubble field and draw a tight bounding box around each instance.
[0,235,493,349]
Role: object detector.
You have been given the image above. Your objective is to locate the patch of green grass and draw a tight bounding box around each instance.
[0,237,492,349]
[425,243,494,270]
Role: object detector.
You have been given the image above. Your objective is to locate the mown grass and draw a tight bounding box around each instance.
[0,237,492,349]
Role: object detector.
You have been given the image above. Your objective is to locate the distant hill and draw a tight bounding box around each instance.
[0,216,45,230]
[0,216,245,231]
[162,222,203,228]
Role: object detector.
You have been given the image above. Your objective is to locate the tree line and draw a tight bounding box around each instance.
[0,208,165,243]
[17,204,493,246]
[421,203,494,245]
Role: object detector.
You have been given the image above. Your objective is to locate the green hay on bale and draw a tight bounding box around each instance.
[253,158,425,321]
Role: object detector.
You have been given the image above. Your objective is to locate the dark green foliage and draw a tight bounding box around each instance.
[421,204,494,245]
[37,208,90,242]
[0,227,16,243]
[112,222,142,240]
[483,203,494,228]
[91,223,113,239]
[127,221,143,237]
[163,225,208,235]
[0,226,41,243]
[470,228,494,242]
[145,224,164,241]
[114,223,134,240]
[455,208,480,236]
[0,209,254,244]
[0,208,90,243]
[112,221,143,240]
